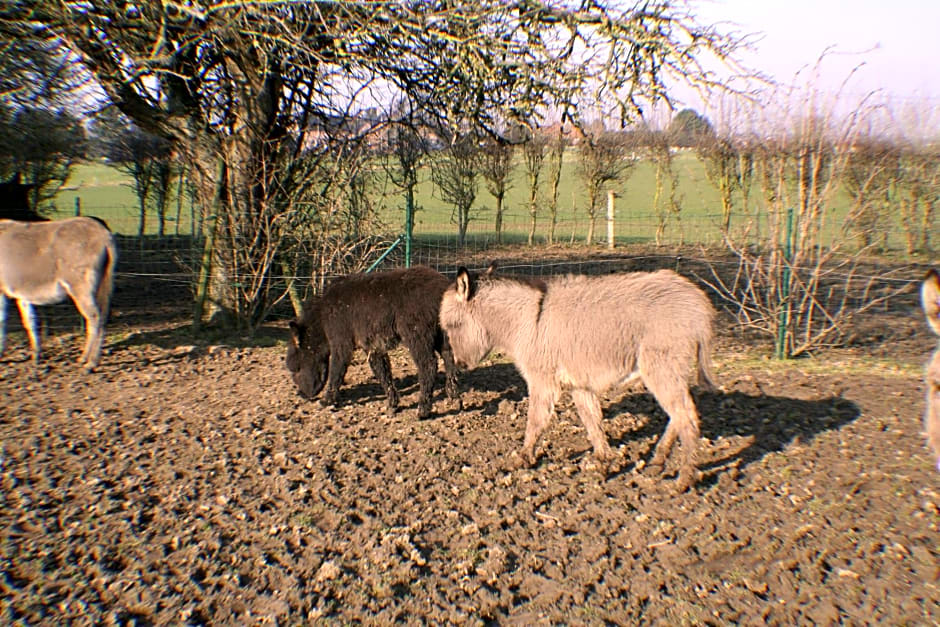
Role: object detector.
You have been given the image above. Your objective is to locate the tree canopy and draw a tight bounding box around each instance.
[4,1,740,144]
[667,108,715,147]
[0,0,743,328]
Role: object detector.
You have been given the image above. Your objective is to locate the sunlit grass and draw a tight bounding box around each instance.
[52,152,877,249]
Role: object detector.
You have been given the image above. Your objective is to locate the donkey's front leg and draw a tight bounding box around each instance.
[15,299,42,365]
[519,380,560,467]
[439,342,460,402]
[323,346,352,408]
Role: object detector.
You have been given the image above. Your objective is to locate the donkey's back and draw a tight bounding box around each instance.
[538,270,716,391]
[0,217,118,369]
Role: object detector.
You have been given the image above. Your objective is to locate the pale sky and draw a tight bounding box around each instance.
[690,0,940,105]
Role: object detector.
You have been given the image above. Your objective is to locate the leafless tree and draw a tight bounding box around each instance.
[5,0,745,329]
[697,134,739,235]
[479,137,515,244]
[432,131,482,247]
[98,113,176,238]
[545,125,567,245]
[578,127,636,245]
[703,75,910,358]
[842,134,898,250]
[896,143,939,254]
[384,100,433,263]
[642,129,682,245]
[0,107,86,211]
[522,131,548,246]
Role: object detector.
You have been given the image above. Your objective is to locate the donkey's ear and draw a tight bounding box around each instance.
[455,267,473,302]
[288,320,302,345]
[922,269,940,336]
[485,261,498,276]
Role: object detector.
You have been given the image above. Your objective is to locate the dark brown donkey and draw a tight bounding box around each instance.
[286,266,460,419]
[439,265,717,491]
[0,217,117,369]
[920,269,940,472]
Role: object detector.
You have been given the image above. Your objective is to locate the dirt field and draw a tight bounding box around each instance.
[1,252,938,625]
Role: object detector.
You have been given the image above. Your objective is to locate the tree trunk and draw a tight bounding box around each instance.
[494,191,504,245]
[192,159,226,331]
[527,188,538,246]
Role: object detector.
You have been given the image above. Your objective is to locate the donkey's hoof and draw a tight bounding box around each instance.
[509,449,538,470]
[645,459,666,476]
[583,457,610,476]
[675,468,702,493]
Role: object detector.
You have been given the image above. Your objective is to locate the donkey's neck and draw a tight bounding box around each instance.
[477,280,544,362]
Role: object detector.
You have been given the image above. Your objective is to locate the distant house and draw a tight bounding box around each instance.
[298,111,390,154]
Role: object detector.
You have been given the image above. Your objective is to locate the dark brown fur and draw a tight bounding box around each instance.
[286,266,459,418]
[0,174,44,222]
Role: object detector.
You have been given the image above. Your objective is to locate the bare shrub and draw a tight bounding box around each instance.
[702,68,913,358]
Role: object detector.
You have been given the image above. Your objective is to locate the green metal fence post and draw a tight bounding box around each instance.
[405,188,414,268]
[775,205,795,359]
[366,235,404,273]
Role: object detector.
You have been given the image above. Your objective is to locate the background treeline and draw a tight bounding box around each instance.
[0,2,935,358]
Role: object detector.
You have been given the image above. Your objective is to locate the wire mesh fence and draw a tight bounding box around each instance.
[11,203,928,341]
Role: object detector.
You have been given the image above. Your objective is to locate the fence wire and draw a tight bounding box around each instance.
[6,208,929,336]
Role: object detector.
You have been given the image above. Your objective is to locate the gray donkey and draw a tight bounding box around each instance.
[0,217,117,370]
[439,265,717,491]
[920,269,940,472]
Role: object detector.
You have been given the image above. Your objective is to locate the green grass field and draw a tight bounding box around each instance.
[53,162,196,236]
[393,150,728,246]
[51,153,920,251]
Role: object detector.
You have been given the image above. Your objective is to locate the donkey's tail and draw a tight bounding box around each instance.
[96,233,118,320]
[696,337,718,392]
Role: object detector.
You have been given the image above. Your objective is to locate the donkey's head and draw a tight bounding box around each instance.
[439,266,494,369]
[286,307,329,400]
[920,269,940,471]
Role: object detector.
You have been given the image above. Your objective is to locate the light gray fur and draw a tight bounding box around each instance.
[440,267,717,490]
[0,218,117,369]
[920,270,940,472]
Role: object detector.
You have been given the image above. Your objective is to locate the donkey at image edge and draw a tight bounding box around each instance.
[920,269,940,471]
[0,217,117,370]
[440,265,718,491]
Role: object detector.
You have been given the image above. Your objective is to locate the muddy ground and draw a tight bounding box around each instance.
[1,251,938,625]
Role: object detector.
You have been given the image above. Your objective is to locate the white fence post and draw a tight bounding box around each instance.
[607,189,616,249]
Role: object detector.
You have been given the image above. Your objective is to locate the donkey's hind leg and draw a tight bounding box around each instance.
[15,299,42,365]
[368,350,400,414]
[408,340,438,420]
[640,350,702,491]
[68,288,103,369]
